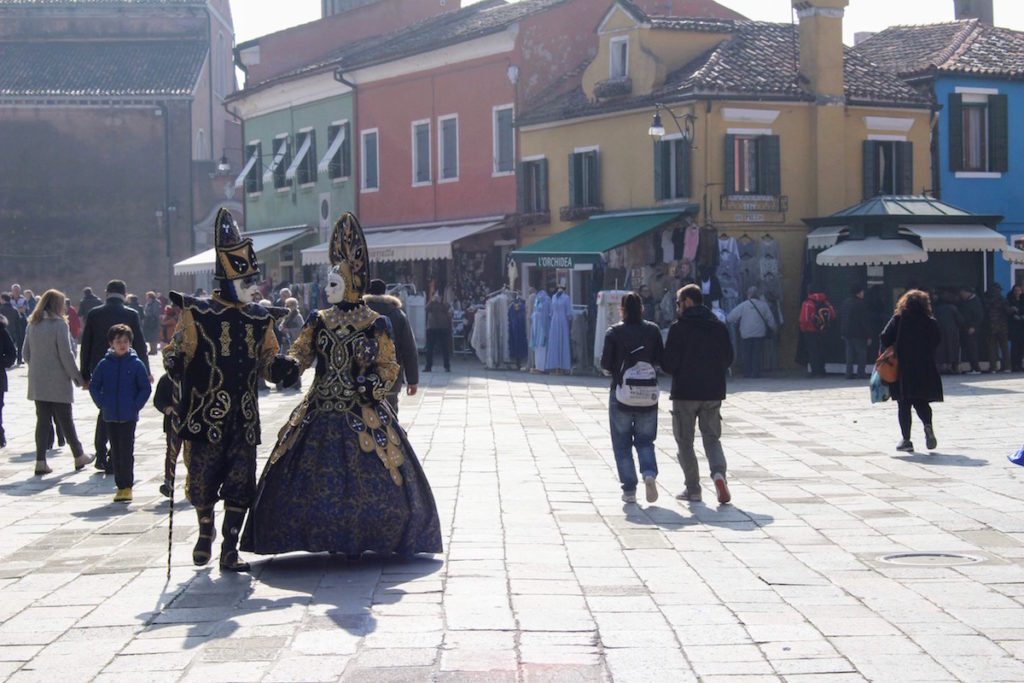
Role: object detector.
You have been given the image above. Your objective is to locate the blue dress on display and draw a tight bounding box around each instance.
[545,289,573,371]
[530,291,551,349]
[508,297,528,363]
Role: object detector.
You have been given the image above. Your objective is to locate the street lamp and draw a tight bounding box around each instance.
[648,104,696,144]
[216,154,231,174]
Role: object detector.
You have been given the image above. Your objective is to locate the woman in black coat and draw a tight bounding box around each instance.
[880,289,943,453]
[0,313,16,447]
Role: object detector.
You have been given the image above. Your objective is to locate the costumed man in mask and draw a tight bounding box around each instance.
[163,208,299,572]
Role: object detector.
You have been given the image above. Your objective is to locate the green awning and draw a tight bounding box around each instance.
[511,209,691,268]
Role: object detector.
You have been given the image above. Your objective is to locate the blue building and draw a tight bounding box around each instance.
[856,16,1024,288]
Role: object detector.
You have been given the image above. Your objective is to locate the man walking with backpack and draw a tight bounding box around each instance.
[799,285,836,377]
[663,284,734,504]
[600,291,663,504]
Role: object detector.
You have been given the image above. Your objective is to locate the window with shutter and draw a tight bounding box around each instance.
[989,94,1009,173]
[518,159,548,213]
[654,137,690,201]
[863,141,913,196]
[948,93,963,172]
[439,115,459,181]
[361,129,379,191]
[962,104,988,171]
[412,121,431,185]
[494,106,514,174]
[245,141,262,194]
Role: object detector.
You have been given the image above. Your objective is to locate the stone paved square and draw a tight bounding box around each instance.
[2,360,1024,681]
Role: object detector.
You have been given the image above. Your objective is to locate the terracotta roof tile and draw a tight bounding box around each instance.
[854,20,1024,79]
[0,40,208,97]
[520,20,929,125]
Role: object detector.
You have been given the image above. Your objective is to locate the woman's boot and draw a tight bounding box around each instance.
[219,505,250,572]
[193,508,215,566]
[924,424,937,451]
[34,457,52,476]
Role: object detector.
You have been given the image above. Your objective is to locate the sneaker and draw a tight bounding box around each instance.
[644,475,658,503]
[159,480,172,498]
[712,472,731,505]
[74,453,96,471]
[34,461,52,476]
[896,439,914,452]
[924,425,937,451]
[675,489,702,502]
[621,491,637,504]
[113,487,132,503]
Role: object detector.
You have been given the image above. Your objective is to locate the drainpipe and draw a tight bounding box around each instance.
[202,4,215,160]
[335,69,358,218]
[158,103,173,293]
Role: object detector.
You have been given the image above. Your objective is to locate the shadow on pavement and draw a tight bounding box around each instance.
[893,452,988,467]
[623,502,774,530]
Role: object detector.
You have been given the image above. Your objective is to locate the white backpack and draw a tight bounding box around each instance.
[615,350,659,408]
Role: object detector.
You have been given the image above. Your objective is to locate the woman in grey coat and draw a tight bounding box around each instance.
[23,289,94,475]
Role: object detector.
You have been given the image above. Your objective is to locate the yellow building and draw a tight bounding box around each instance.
[512,0,933,366]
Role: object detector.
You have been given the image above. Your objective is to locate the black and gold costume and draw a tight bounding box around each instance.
[164,208,297,572]
[241,212,442,557]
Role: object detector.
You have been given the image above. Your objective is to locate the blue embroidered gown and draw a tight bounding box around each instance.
[545,290,573,371]
[241,303,442,556]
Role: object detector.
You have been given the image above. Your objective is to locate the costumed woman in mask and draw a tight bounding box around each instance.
[163,208,299,572]
[241,212,442,559]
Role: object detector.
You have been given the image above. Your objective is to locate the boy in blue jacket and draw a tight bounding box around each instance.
[90,324,152,503]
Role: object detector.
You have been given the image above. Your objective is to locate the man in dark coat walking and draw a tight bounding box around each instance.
[840,284,871,379]
[78,287,102,322]
[662,284,734,505]
[958,285,984,374]
[364,279,419,416]
[80,280,150,471]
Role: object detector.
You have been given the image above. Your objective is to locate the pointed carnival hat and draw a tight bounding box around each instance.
[329,211,369,303]
[214,207,261,281]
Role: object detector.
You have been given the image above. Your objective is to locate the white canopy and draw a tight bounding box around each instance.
[262,140,288,184]
[302,221,501,265]
[317,128,346,174]
[806,226,845,249]
[815,237,928,267]
[174,226,311,276]
[1003,245,1024,264]
[284,134,312,181]
[233,150,258,189]
[901,224,1008,252]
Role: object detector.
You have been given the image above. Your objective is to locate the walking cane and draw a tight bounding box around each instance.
[166,473,174,580]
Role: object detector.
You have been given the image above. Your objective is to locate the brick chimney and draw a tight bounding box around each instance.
[793,0,849,100]
[954,0,994,24]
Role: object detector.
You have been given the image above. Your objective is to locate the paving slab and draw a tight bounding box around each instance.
[2,363,1024,680]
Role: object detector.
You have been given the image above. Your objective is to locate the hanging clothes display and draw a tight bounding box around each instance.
[507,295,528,368]
[530,289,551,372]
[660,229,674,264]
[485,292,510,368]
[758,234,781,280]
[737,233,757,259]
[545,288,572,372]
[696,226,720,275]
[471,305,489,365]
[570,307,589,370]
[592,290,629,371]
[682,223,701,262]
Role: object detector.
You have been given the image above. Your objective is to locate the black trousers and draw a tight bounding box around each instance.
[897,399,933,440]
[962,331,980,371]
[0,392,5,441]
[424,328,450,370]
[182,430,257,509]
[164,431,183,483]
[106,421,137,490]
[804,332,826,375]
[34,401,84,461]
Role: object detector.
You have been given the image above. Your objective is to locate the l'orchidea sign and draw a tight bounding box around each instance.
[534,256,575,268]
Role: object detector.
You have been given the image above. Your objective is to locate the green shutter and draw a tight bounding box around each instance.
[896,141,914,194]
[759,135,781,196]
[653,140,665,201]
[567,152,578,208]
[589,151,601,206]
[989,94,1009,173]
[948,93,964,172]
[539,158,549,211]
[863,140,877,199]
[680,140,691,199]
[516,163,526,212]
[723,134,735,194]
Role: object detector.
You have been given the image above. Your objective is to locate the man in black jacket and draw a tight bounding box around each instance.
[662,284,734,505]
[840,284,872,379]
[364,279,419,416]
[78,287,102,322]
[600,291,663,504]
[80,280,150,471]
[959,285,984,374]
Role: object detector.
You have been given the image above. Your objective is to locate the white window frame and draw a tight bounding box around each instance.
[411,119,432,187]
[437,114,459,183]
[609,36,629,80]
[492,104,515,177]
[361,128,379,193]
[571,144,600,208]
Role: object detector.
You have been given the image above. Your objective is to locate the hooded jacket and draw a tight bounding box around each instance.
[89,348,152,422]
[364,294,419,391]
[799,292,835,333]
[662,304,733,401]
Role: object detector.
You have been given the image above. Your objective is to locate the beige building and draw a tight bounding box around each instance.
[513,0,933,365]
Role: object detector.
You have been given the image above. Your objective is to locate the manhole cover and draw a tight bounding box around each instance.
[879,552,983,566]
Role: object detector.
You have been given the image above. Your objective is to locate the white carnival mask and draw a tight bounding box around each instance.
[233,279,259,305]
[325,270,346,304]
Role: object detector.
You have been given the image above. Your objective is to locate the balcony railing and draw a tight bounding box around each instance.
[508,210,551,228]
[559,204,604,222]
[719,194,789,213]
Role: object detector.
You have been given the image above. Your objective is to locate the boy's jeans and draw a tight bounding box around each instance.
[608,394,658,493]
[107,420,137,490]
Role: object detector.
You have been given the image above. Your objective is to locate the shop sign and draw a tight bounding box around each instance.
[372,247,396,259]
[734,213,766,223]
[536,255,575,268]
